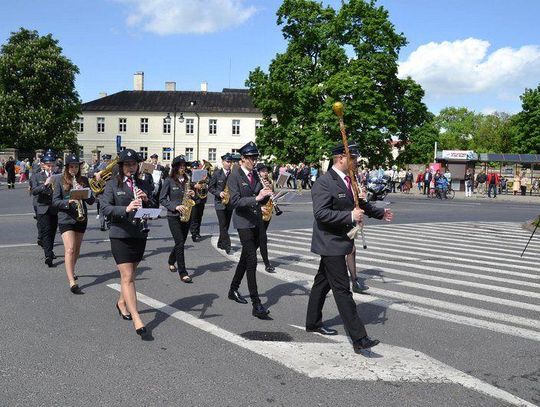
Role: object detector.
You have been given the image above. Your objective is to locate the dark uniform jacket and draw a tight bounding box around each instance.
[311,168,385,256]
[208,168,231,211]
[30,171,59,215]
[5,159,15,176]
[100,176,157,239]
[159,177,189,217]
[227,166,269,230]
[51,176,95,225]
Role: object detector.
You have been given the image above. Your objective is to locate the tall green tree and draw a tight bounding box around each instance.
[471,112,513,153]
[247,0,430,165]
[0,28,80,152]
[510,85,540,154]
[397,113,438,165]
[433,107,479,150]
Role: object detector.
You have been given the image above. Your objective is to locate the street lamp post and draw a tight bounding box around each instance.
[164,107,184,159]
[189,100,200,160]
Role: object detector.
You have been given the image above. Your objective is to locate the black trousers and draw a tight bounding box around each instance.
[306,255,367,342]
[259,220,271,267]
[423,181,430,195]
[488,183,497,197]
[167,216,190,274]
[190,201,205,236]
[7,172,15,187]
[34,206,42,241]
[230,226,261,304]
[36,212,58,259]
[216,207,233,249]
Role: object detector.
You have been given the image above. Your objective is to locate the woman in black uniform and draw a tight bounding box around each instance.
[160,155,195,283]
[256,163,276,273]
[100,149,155,338]
[52,154,95,294]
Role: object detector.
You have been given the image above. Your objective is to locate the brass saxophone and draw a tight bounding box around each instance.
[72,175,86,222]
[180,175,196,223]
[89,156,119,195]
[222,184,230,205]
[261,175,282,222]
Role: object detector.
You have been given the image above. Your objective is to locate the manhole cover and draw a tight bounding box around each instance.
[240,331,293,342]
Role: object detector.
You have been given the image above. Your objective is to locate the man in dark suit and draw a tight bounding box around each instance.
[29,150,59,267]
[227,142,273,318]
[423,167,432,195]
[306,142,391,353]
[208,153,234,253]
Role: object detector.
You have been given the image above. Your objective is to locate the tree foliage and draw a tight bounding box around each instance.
[246,0,430,165]
[0,28,81,152]
[510,85,540,154]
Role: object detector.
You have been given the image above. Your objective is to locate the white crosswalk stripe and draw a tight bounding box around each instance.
[225,221,540,342]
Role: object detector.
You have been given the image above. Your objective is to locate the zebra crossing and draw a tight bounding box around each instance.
[225,221,540,342]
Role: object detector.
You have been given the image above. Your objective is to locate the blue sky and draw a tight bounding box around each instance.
[1,0,539,114]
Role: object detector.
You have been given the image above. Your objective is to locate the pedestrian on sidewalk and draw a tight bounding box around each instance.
[487,170,500,198]
[512,172,522,196]
[464,168,474,197]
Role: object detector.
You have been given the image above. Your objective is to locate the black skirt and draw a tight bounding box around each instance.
[59,222,87,234]
[110,238,147,265]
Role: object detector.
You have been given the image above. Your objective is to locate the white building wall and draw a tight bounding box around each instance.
[78,111,262,164]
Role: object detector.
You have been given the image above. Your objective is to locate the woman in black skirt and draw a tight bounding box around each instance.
[160,155,195,283]
[52,154,95,294]
[100,149,156,338]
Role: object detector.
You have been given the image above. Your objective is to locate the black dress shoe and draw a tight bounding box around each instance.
[306,326,338,335]
[37,239,43,247]
[52,252,57,259]
[225,247,231,254]
[228,289,248,304]
[265,265,276,273]
[352,280,369,294]
[353,336,380,352]
[252,303,270,318]
[116,303,132,320]
[192,235,199,242]
[45,257,53,267]
[70,283,83,295]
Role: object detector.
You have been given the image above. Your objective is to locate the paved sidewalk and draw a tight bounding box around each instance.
[391,190,540,204]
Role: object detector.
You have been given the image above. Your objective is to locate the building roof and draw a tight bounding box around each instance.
[479,153,540,163]
[81,89,259,114]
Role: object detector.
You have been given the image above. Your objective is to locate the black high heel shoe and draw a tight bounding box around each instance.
[116,303,132,320]
[70,280,83,294]
[136,326,148,338]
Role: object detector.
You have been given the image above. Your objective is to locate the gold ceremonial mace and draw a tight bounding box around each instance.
[332,102,365,242]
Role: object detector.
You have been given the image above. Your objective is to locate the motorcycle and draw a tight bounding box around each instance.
[366,175,392,202]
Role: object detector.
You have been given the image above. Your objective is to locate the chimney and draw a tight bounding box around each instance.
[99,92,107,98]
[134,71,144,91]
[201,81,208,93]
[165,81,176,91]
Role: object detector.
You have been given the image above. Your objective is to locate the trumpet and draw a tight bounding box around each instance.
[72,175,86,222]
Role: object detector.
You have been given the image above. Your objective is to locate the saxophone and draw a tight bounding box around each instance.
[89,156,119,195]
[180,175,196,223]
[222,184,230,205]
[261,175,282,222]
[72,175,86,222]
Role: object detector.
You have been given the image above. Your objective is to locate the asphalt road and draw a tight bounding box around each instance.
[0,182,539,407]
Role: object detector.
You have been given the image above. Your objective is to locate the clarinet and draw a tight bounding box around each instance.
[131,175,149,233]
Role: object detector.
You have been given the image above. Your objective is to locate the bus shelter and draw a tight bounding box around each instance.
[477,153,540,195]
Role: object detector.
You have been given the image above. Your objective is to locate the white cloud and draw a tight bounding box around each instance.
[119,0,257,35]
[398,38,540,98]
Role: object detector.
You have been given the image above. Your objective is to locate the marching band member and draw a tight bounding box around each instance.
[100,149,156,339]
[255,163,276,273]
[189,160,207,242]
[227,142,273,318]
[208,153,234,254]
[306,142,390,353]
[52,154,95,294]
[29,150,59,267]
[160,155,195,283]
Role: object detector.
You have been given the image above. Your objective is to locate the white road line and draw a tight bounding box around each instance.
[220,237,540,343]
[107,283,535,407]
[231,237,540,311]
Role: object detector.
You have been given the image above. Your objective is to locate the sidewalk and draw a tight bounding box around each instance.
[389,189,540,204]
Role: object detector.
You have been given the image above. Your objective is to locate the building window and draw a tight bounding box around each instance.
[119,118,127,133]
[140,118,149,133]
[162,147,171,161]
[163,118,171,134]
[255,120,263,130]
[232,119,240,135]
[79,146,84,158]
[97,117,105,133]
[208,148,216,162]
[139,147,148,160]
[185,148,194,161]
[186,118,194,135]
[231,148,240,155]
[209,119,217,135]
[77,117,84,133]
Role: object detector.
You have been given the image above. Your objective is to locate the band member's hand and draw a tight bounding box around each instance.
[126,199,142,212]
[188,190,195,197]
[383,208,394,222]
[44,176,53,186]
[194,183,202,190]
[256,188,273,201]
[95,172,102,181]
[175,205,186,214]
[135,188,148,202]
[220,191,225,198]
[261,205,269,215]
[352,207,364,224]
[68,199,78,205]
